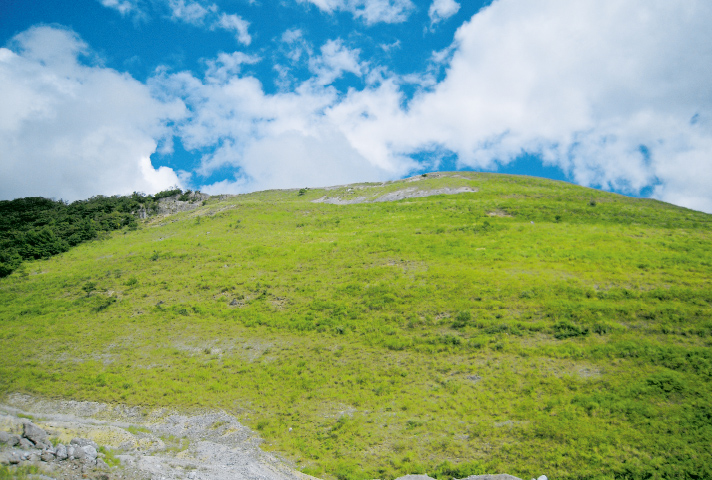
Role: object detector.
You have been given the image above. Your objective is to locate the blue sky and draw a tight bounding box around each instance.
[1,0,711,212]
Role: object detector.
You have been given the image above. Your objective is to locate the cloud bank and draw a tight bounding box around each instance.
[0,26,184,201]
[3,1,712,213]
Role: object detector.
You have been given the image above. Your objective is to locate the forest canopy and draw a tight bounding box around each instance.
[0,189,183,277]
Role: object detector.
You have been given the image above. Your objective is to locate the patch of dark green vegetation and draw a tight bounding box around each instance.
[0,188,196,277]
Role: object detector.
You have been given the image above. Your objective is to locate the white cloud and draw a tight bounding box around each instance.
[150,44,399,192]
[168,0,216,24]
[298,0,414,25]
[201,129,390,194]
[213,13,251,45]
[98,0,148,20]
[319,0,712,212]
[100,0,137,16]
[35,1,712,213]
[97,0,250,45]
[0,26,185,201]
[428,0,460,25]
[308,39,364,85]
[204,51,260,83]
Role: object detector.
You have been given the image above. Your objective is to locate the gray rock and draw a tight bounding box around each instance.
[70,437,99,449]
[66,444,75,459]
[55,444,68,460]
[82,445,98,461]
[73,445,86,461]
[395,476,436,480]
[8,451,21,464]
[0,432,20,447]
[96,458,109,469]
[18,437,34,449]
[41,450,56,462]
[537,476,548,480]
[459,475,523,480]
[23,421,50,448]
[28,452,41,462]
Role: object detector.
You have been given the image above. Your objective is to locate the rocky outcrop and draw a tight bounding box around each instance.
[1,418,111,479]
[313,186,477,205]
[157,191,210,215]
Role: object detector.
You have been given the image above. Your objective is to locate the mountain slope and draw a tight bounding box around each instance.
[1,172,711,480]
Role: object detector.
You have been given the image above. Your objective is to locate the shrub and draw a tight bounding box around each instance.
[552,321,589,339]
[452,310,471,329]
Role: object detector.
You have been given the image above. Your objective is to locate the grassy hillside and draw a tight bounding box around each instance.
[1,172,711,480]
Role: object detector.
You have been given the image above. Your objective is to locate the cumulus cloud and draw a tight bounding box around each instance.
[428,0,460,25]
[24,1,712,213]
[98,0,148,21]
[213,13,251,46]
[298,0,414,25]
[0,26,185,201]
[149,40,399,193]
[168,0,216,24]
[319,0,712,212]
[204,51,260,83]
[308,40,364,85]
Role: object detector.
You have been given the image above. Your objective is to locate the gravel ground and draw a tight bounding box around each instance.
[1,394,317,480]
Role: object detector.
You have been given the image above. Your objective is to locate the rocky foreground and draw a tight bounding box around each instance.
[1,394,537,480]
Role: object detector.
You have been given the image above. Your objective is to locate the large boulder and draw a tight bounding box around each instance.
[55,444,68,460]
[71,437,99,449]
[41,450,56,462]
[0,432,20,447]
[81,445,98,462]
[459,476,523,480]
[72,445,86,461]
[22,421,51,449]
[7,451,21,464]
[18,437,34,449]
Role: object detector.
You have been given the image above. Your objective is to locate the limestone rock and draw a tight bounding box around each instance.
[8,451,21,464]
[460,475,524,480]
[0,432,20,447]
[23,421,50,448]
[18,437,34,449]
[96,458,109,469]
[55,444,68,460]
[73,444,86,461]
[66,444,75,459]
[41,450,56,462]
[71,437,99,449]
[82,445,98,461]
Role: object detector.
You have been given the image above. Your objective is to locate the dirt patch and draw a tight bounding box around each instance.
[487,210,512,218]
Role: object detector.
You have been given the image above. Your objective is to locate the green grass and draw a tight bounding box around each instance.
[1,172,711,480]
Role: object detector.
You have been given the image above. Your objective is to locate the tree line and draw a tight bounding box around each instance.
[0,189,184,277]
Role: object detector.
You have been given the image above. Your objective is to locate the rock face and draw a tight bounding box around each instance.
[157,192,209,215]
